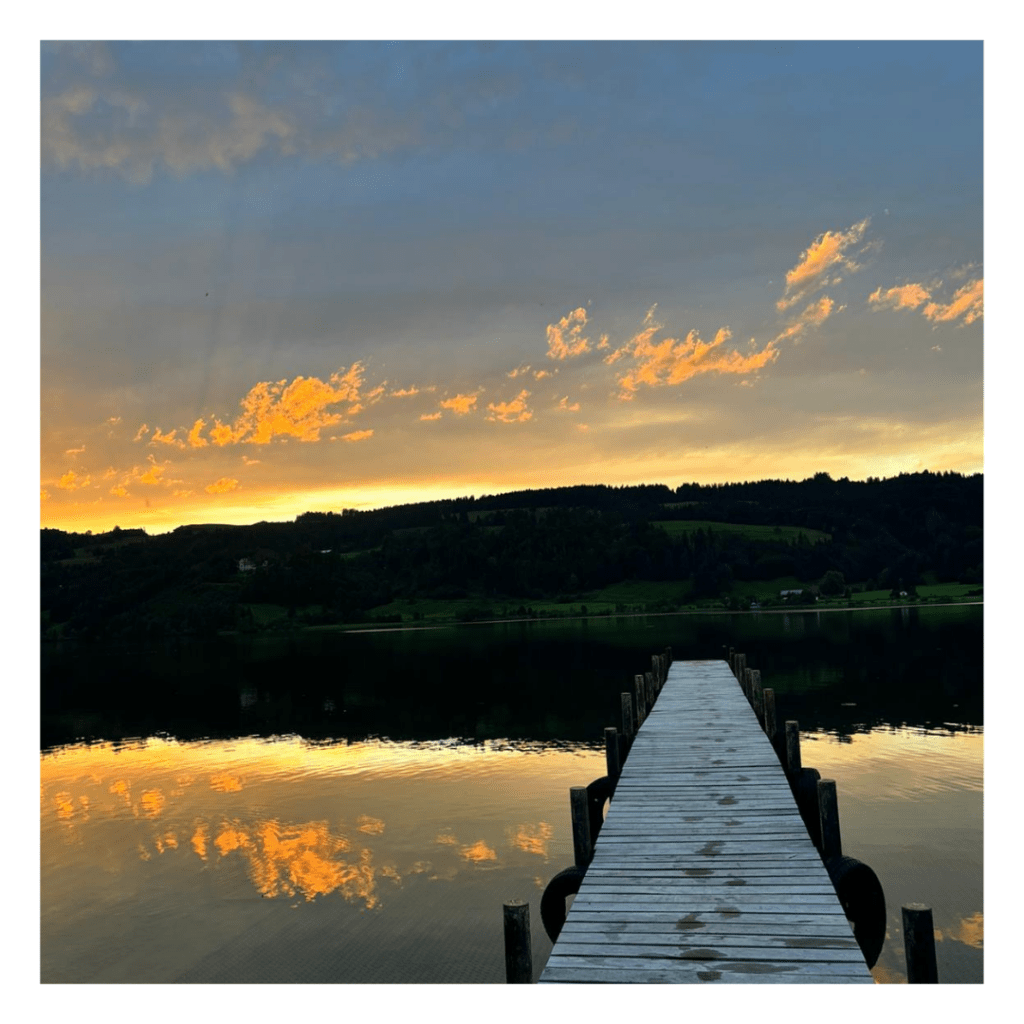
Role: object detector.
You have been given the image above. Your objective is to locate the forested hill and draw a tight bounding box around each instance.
[41,470,982,640]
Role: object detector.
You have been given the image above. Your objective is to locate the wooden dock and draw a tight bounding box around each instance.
[539,659,875,984]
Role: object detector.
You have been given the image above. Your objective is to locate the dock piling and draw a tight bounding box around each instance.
[503,899,533,983]
[751,669,764,723]
[569,786,592,867]
[763,687,777,747]
[902,904,939,983]
[817,778,842,859]
[634,674,647,724]
[620,692,634,747]
[604,727,620,782]
[785,720,802,774]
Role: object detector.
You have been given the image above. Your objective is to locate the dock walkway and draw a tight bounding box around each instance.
[539,659,874,983]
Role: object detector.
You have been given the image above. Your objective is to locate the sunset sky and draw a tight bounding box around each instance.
[39,37,985,534]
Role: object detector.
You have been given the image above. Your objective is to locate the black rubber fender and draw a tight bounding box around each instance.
[540,865,587,942]
[826,855,887,969]
[586,775,614,843]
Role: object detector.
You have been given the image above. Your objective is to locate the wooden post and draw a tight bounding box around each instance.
[764,688,777,746]
[743,666,753,702]
[503,899,533,983]
[902,904,939,983]
[735,653,747,688]
[664,646,673,666]
[604,727,620,782]
[751,669,764,722]
[785,721,802,774]
[817,778,842,859]
[570,786,592,868]
[727,647,735,674]
[634,674,646,724]
[651,654,660,688]
[645,671,655,711]
[620,692,634,745]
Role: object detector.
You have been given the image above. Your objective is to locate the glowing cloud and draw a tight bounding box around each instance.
[340,429,374,442]
[486,390,532,423]
[419,411,442,421]
[133,424,149,442]
[389,386,419,397]
[546,307,590,360]
[777,218,870,310]
[58,470,89,490]
[616,325,778,400]
[440,393,479,415]
[557,396,581,412]
[136,457,167,485]
[924,277,984,325]
[187,419,209,448]
[772,295,835,344]
[508,364,531,378]
[205,477,240,494]
[533,369,554,379]
[110,485,129,497]
[64,446,85,456]
[150,427,185,448]
[868,282,931,311]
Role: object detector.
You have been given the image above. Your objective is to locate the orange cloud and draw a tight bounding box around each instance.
[192,363,367,448]
[486,389,532,423]
[241,455,260,465]
[340,429,373,442]
[777,218,870,310]
[41,488,51,501]
[546,307,590,360]
[389,386,419,397]
[205,477,240,494]
[187,418,209,448]
[616,325,779,400]
[508,364,531,378]
[772,295,835,344]
[868,282,931,311]
[460,840,497,863]
[533,369,554,379]
[557,396,580,412]
[440,393,479,415]
[109,485,129,497]
[150,427,185,449]
[923,278,983,325]
[419,411,442,421]
[133,423,149,441]
[58,470,89,490]
[136,457,168,486]
[64,445,85,456]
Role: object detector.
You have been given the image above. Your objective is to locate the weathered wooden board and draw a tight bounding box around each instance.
[539,658,873,985]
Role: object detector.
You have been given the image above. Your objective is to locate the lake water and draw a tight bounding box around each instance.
[40,604,982,983]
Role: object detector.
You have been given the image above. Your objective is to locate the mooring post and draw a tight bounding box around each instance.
[735,653,747,689]
[570,786,592,868]
[604,726,620,782]
[727,647,735,674]
[503,899,533,983]
[634,674,646,724]
[620,692,634,749]
[763,688,777,746]
[785,720,802,774]
[664,646,673,666]
[743,666,753,702]
[817,778,842,859]
[651,654,661,688]
[645,671,655,711]
[751,669,764,722]
[902,904,939,983]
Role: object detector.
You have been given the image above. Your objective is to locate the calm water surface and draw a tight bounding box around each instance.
[41,605,982,983]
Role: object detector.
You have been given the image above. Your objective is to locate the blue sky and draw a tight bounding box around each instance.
[38,36,986,532]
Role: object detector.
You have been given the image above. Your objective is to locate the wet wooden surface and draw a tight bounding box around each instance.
[539,659,874,984]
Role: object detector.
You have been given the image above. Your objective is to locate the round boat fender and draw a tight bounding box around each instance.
[826,855,887,968]
[586,775,614,842]
[540,865,587,942]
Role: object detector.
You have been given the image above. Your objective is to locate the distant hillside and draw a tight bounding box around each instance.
[41,471,982,640]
